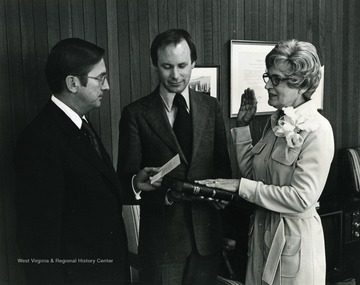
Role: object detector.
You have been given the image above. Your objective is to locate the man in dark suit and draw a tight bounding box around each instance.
[117,29,231,285]
[14,38,160,285]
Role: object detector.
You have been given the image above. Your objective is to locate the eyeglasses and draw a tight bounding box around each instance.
[262,73,290,87]
[79,74,108,86]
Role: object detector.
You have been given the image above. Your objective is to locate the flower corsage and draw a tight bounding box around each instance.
[273,106,319,148]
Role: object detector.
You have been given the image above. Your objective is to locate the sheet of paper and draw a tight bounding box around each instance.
[150,154,180,184]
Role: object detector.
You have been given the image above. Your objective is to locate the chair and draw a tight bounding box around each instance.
[336,147,360,283]
[122,205,243,285]
[340,147,360,198]
[122,205,141,283]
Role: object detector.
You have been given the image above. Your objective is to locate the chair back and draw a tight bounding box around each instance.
[341,147,360,197]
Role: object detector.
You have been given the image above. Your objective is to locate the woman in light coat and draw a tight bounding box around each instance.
[197,39,334,285]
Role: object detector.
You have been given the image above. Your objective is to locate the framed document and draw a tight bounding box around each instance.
[312,65,324,110]
[230,40,276,117]
[189,66,219,98]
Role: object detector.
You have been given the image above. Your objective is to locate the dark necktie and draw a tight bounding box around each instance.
[278,109,285,118]
[81,118,102,158]
[173,93,193,162]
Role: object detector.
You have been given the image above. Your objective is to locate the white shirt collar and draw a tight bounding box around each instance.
[294,99,318,115]
[159,84,190,112]
[51,95,84,129]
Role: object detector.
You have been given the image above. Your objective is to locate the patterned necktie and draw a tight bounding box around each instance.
[173,93,193,162]
[81,118,102,158]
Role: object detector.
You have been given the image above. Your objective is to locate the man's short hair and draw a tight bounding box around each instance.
[45,38,105,94]
[150,29,197,67]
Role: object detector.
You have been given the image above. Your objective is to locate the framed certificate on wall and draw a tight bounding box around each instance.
[230,40,276,117]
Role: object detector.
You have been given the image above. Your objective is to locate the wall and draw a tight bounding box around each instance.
[1,0,359,283]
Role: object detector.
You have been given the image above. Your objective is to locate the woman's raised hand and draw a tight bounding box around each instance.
[237,88,257,127]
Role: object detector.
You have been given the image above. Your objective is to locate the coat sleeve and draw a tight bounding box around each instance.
[231,126,255,179]
[213,99,232,179]
[117,105,169,208]
[233,119,335,214]
[14,131,65,283]
[117,106,143,205]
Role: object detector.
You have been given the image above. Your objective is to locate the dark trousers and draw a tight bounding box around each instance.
[140,250,221,285]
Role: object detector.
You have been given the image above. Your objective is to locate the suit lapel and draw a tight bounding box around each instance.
[69,136,119,188]
[142,89,211,165]
[46,101,120,190]
[190,89,210,162]
[142,90,186,161]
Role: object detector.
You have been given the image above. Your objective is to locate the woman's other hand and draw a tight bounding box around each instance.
[195,179,240,193]
[237,88,257,127]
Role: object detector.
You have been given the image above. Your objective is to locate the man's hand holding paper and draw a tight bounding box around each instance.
[134,167,163,192]
[150,154,181,184]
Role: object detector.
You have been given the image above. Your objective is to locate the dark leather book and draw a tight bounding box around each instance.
[163,176,239,202]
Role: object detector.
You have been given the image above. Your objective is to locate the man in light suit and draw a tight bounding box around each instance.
[117,29,231,285]
[14,38,159,285]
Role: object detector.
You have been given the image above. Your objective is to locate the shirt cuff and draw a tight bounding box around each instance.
[238,178,257,203]
[165,189,174,205]
[132,175,142,200]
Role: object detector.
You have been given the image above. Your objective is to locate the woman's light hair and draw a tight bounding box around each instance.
[265,39,321,100]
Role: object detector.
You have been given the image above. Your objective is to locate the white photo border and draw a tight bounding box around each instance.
[190,66,219,99]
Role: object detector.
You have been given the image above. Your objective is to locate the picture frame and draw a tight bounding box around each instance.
[189,66,219,98]
[230,40,277,117]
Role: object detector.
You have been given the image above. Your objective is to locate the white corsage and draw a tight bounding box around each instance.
[273,106,319,148]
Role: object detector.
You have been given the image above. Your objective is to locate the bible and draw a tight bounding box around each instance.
[163,176,239,202]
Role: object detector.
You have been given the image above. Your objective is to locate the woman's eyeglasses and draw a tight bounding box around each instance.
[262,73,290,87]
